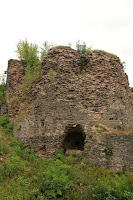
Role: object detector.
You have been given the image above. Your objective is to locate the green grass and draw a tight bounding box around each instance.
[0,115,133,199]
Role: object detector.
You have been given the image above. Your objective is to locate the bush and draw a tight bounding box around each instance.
[76,40,92,55]
[40,159,73,199]
[0,114,13,134]
[16,39,41,86]
[16,39,39,72]
[104,143,113,156]
[12,145,37,162]
[54,148,64,160]
[130,87,133,93]
[16,40,54,87]
[0,114,9,127]
[91,176,133,200]
[24,65,41,85]
[76,40,91,73]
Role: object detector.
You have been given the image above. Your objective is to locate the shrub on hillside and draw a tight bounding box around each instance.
[0,114,13,134]
[91,176,133,200]
[40,159,73,199]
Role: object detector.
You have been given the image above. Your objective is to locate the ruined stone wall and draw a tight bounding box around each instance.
[87,132,133,172]
[3,59,25,118]
[2,47,133,171]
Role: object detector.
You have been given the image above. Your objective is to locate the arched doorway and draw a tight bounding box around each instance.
[63,124,86,154]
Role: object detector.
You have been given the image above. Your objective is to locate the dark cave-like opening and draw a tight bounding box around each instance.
[63,124,86,154]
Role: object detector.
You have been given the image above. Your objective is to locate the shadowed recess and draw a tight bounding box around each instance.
[63,124,86,154]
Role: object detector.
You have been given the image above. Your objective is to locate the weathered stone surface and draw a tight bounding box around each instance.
[2,59,25,118]
[1,47,133,171]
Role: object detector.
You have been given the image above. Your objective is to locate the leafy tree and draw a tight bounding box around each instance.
[16,39,43,85]
[16,39,55,85]
[16,39,39,72]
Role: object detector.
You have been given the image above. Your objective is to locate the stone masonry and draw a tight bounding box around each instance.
[1,47,133,171]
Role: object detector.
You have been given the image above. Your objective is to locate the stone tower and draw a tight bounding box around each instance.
[1,47,133,171]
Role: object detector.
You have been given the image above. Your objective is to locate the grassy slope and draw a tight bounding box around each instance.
[1,126,133,199]
[0,127,48,199]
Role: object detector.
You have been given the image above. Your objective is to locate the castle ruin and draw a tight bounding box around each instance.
[1,47,133,172]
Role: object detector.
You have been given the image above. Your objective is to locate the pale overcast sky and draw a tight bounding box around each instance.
[0,0,133,86]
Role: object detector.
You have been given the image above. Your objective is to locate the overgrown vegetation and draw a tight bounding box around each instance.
[121,61,126,71]
[76,40,91,74]
[104,143,113,156]
[0,115,133,199]
[16,39,53,66]
[16,40,93,81]
[0,73,6,106]
[16,39,55,89]
[130,87,133,93]
[0,114,13,135]
[40,41,55,61]
[49,68,55,83]
[16,40,40,87]
[1,41,133,198]
[76,40,92,55]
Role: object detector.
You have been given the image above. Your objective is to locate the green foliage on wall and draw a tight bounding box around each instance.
[16,39,55,87]
[76,40,92,73]
[130,87,133,93]
[104,143,113,156]
[49,68,55,83]
[16,125,21,130]
[40,41,55,61]
[76,40,92,55]
[0,73,6,106]
[16,39,39,72]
